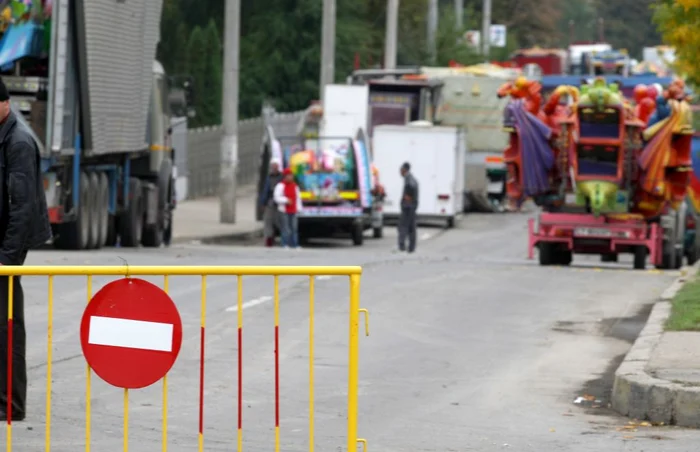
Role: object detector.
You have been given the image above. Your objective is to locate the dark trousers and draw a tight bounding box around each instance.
[398,206,417,252]
[0,253,27,418]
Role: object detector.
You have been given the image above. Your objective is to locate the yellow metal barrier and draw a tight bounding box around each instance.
[0,266,368,452]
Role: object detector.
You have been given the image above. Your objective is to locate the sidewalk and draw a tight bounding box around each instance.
[172,185,263,244]
[612,268,700,427]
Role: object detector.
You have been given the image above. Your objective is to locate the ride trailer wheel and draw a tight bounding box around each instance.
[633,246,647,270]
[538,243,554,266]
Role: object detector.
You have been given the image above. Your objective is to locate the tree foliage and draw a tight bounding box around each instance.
[159,0,564,126]
[653,0,700,86]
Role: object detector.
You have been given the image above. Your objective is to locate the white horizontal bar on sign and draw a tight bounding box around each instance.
[88,316,174,352]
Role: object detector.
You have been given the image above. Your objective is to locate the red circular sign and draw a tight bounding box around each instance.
[80,278,183,389]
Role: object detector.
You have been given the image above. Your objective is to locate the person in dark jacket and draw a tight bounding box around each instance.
[0,78,51,421]
[398,162,418,253]
[260,158,283,247]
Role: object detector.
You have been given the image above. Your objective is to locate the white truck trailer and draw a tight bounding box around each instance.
[0,0,192,250]
[372,123,465,227]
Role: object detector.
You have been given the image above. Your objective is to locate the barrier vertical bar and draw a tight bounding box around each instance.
[347,274,361,452]
[162,275,170,452]
[6,275,13,451]
[308,276,315,452]
[86,275,93,452]
[45,276,54,452]
[123,389,129,452]
[274,276,280,452]
[198,276,207,452]
[237,276,243,452]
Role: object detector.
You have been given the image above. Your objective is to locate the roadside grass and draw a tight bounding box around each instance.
[667,272,700,331]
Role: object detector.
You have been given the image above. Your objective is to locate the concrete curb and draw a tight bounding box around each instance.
[611,265,700,427]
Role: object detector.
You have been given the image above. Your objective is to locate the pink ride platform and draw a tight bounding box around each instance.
[527,212,662,266]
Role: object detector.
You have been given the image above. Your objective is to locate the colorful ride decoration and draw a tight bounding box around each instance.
[499,76,578,210]
[570,78,638,216]
[635,79,694,218]
[499,75,695,219]
[0,0,52,67]
[283,142,359,203]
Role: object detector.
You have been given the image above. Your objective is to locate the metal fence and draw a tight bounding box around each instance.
[185,111,305,200]
[1,265,369,452]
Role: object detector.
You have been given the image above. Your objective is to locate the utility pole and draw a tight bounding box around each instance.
[219,0,240,223]
[481,0,491,61]
[384,0,399,70]
[455,0,463,29]
[427,0,438,64]
[320,0,336,102]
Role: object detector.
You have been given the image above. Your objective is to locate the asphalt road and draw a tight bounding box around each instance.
[4,211,700,451]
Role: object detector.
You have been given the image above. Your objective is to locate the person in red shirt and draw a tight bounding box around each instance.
[273,168,303,248]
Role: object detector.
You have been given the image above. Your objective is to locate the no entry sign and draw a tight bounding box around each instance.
[80,278,183,389]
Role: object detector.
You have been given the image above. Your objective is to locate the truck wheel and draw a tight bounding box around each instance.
[538,243,554,265]
[446,216,455,228]
[351,222,364,246]
[633,246,647,270]
[54,172,90,250]
[97,172,109,248]
[86,172,101,249]
[143,159,173,248]
[373,227,383,238]
[105,215,118,247]
[120,178,143,247]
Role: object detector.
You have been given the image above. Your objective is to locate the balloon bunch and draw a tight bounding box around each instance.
[632,83,664,125]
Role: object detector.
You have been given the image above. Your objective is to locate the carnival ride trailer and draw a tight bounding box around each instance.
[528,212,664,270]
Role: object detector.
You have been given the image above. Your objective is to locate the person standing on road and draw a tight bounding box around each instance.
[273,168,303,249]
[398,162,418,253]
[260,158,283,247]
[0,78,51,421]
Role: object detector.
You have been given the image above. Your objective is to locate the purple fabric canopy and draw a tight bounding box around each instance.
[505,100,554,196]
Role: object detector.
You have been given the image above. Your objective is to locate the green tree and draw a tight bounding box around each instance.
[201,19,223,124]
[593,0,660,58]
[157,0,189,74]
[653,0,700,85]
[186,26,208,126]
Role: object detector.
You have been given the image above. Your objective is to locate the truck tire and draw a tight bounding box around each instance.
[633,246,647,270]
[54,172,90,250]
[373,227,383,238]
[142,159,173,248]
[351,222,364,246]
[97,172,109,248]
[446,216,455,228]
[120,178,144,248]
[86,172,101,249]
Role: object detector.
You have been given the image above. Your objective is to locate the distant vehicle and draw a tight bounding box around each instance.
[0,0,193,249]
[373,123,465,228]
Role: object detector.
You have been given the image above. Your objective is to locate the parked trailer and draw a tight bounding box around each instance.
[3,0,191,250]
[372,123,465,227]
[527,210,686,270]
